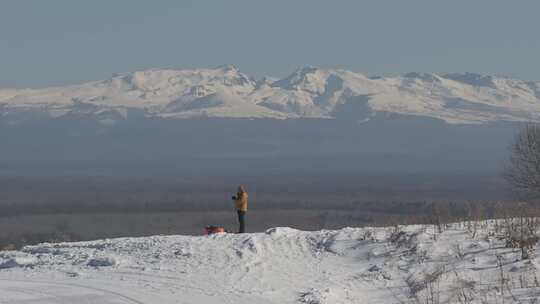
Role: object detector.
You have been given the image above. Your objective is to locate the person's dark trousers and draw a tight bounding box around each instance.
[237,210,246,233]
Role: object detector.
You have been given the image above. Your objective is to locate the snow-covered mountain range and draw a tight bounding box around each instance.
[2,65,540,125]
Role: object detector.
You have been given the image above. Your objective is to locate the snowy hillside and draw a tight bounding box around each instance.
[1,65,540,125]
[1,223,540,303]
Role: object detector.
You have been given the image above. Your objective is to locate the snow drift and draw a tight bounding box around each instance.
[1,224,540,303]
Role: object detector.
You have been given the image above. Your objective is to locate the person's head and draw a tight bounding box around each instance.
[238,185,246,193]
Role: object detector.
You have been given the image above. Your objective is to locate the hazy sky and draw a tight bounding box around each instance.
[1,0,539,88]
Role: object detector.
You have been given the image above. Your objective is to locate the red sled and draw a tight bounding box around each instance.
[205,226,226,235]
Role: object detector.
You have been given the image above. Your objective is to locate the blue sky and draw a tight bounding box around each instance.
[1,0,539,87]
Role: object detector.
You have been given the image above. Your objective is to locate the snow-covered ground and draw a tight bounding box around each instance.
[1,223,539,303]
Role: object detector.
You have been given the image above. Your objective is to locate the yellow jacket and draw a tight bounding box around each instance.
[235,191,248,212]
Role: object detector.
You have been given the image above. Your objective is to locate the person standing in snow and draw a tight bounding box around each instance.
[232,186,248,233]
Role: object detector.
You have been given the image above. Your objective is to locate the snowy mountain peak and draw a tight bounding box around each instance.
[271,66,327,90]
[1,66,540,125]
[217,63,240,72]
[403,72,442,83]
[443,72,496,88]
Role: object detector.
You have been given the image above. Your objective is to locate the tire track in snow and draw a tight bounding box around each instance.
[0,278,146,304]
[110,271,224,295]
[107,271,235,304]
[3,286,69,304]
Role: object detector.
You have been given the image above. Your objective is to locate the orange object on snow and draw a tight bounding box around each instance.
[205,226,226,235]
